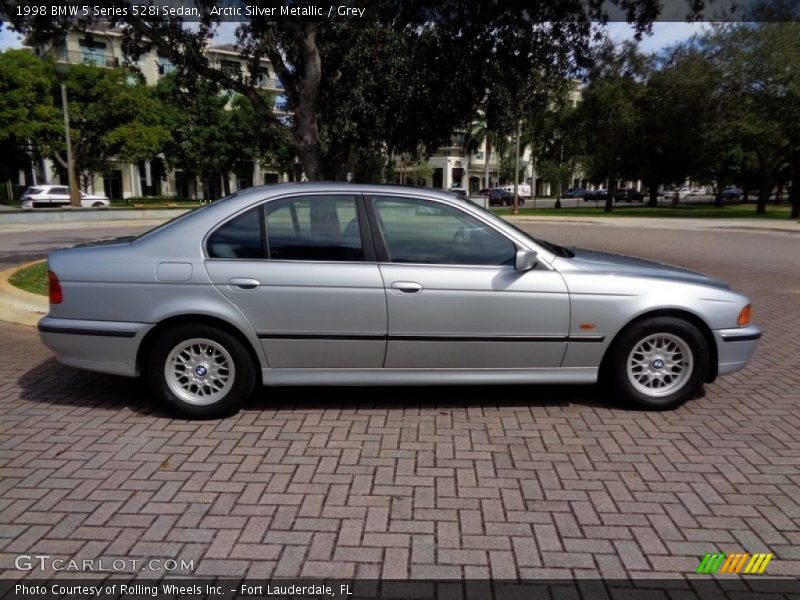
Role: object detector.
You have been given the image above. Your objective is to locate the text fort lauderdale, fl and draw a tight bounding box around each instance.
[17,584,354,597]
[212,5,365,17]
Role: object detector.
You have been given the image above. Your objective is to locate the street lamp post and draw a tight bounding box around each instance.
[512,120,521,215]
[54,63,80,208]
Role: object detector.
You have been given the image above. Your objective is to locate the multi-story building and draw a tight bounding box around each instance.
[29,25,290,200]
[399,79,640,198]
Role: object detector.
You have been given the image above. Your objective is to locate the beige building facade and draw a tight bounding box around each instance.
[30,26,289,200]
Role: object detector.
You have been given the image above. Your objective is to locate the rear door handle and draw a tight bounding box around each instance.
[228,277,260,290]
[390,281,423,294]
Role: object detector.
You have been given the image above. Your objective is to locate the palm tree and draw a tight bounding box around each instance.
[466,117,500,190]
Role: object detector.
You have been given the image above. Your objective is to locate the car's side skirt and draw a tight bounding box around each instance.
[261,367,598,386]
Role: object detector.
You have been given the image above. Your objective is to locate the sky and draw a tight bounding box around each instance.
[0,21,707,52]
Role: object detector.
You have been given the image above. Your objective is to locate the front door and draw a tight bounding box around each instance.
[367,195,570,369]
[205,194,386,368]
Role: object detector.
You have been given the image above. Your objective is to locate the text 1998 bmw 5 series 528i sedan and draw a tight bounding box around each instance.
[39,183,761,418]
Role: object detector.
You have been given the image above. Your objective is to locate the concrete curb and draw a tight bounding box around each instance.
[0,208,190,225]
[506,215,800,233]
[0,261,48,327]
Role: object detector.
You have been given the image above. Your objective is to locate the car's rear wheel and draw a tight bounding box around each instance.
[147,324,255,418]
[92,201,105,208]
[604,317,709,410]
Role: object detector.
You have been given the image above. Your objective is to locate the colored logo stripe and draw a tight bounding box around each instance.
[697,553,773,574]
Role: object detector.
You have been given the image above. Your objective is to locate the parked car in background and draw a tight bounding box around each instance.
[477,188,489,196]
[566,188,587,198]
[719,186,743,201]
[39,183,761,418]
[499,184,531,199]
[614,188,644,202]
[487,188,521,207]
[584,189,608,201]
[21,185,110,209]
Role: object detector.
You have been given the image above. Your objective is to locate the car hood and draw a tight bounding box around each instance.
[566,247,731,289]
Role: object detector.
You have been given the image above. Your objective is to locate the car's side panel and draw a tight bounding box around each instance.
[261,366,598,386]
[557,270,749,370]
[205,260,387,368]
[379,264,570,368]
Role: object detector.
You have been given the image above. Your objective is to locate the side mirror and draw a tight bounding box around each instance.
[515,249,538,272]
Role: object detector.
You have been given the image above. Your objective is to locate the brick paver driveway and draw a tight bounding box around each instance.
[1,223,798,580]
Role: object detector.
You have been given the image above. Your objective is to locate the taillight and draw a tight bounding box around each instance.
[48,270,63,304]
[737,304,752,326]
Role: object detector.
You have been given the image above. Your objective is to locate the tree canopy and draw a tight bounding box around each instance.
[1,0,718,180]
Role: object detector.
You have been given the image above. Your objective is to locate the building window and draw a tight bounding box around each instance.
[221,60,241,78]
[79,40,108,65]
[157,56,175,75]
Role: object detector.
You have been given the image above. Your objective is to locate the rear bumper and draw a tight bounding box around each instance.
[714,324,762,376]
[38,316,151,377]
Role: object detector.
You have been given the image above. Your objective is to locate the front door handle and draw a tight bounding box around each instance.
[390,281,423,294]
[228,277,260,290]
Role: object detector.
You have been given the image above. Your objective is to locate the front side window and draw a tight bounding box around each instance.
[370,196,515,266]
[207,208,264,259]
[265,195,363,262]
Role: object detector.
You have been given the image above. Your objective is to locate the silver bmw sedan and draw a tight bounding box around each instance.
[39,183,761,418]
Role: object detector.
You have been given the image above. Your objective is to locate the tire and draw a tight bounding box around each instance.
[92,201,104,208]
[603,317,709,410]
[147,324,256,418]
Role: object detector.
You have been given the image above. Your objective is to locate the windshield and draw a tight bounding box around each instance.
[462,199,575,258]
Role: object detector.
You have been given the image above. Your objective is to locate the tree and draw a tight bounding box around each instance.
[154,75,284,198]
[532,99,581,208]
[3,0,718,181]
[634,47,719,207]
[0,49,61,182]
[466,117,501,190]
[52,65,169,192]
[577,41,649,212]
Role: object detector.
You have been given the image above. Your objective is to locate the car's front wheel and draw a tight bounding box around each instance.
[604,317,709,410]
[148,324,255,418]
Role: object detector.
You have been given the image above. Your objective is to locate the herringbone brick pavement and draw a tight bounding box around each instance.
[0,224,798,579]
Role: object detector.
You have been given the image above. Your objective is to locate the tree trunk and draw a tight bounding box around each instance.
[647,179,658,207]
[604,178,615,213]
[222,171,231,197]
[484,139,490,190]
[757,179,769,215]
[790,151,800,219]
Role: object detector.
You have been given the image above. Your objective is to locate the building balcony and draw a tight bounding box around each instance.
[54,49,120,68]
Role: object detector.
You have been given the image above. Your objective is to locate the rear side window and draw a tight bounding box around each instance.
[24,187,43,196]
[50,187,69,195]
[207,208,265,259]
[265,195,363,261]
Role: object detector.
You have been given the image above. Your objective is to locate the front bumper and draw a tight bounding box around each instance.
[38,316,152,377]
[714,324,762,376]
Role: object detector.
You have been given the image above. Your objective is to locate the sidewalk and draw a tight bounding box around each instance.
[508,215,800,233]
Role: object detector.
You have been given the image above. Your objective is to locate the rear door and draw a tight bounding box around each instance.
[204,193,387,369]
[48,186,70,207]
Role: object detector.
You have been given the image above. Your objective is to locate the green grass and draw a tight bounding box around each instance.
[495,203,793,219]
[9,261,47,296]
